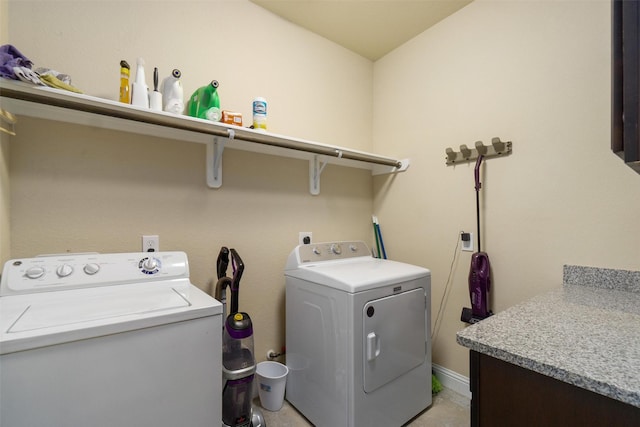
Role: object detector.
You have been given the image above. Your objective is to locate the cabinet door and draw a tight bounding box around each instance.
[612,0,640,173]
[470,351,640,427]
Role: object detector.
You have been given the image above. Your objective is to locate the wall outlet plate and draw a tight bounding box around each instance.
[142,235,159,252]
[461,232,473,252]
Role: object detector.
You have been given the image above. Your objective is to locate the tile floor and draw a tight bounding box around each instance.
[256,387,470,426]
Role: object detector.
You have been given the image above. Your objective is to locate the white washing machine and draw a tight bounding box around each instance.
[284,241,432,427]
[0,251,222,427]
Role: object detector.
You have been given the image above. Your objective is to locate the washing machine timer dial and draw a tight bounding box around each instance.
[139,256,161,274]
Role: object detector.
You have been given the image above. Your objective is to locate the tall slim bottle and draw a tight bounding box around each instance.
[119,60,130,104]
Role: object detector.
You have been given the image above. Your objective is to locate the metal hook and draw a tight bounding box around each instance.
[460,144,471,159]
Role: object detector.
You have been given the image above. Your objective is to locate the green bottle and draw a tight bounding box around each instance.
[188,80,221,121]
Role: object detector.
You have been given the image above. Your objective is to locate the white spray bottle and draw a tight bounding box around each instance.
[161,69,184,114]
[130,57,149,108]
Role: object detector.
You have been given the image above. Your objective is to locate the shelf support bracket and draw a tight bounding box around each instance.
[310,153,331,195]
[206,129,235,188]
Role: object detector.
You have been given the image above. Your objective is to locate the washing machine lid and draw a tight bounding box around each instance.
[285,257,430,293]
[0,280,221,355]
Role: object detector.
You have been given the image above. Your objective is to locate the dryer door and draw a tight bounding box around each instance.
[363,288,426,393]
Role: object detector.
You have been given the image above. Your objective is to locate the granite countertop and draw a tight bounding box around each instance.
[456,265,640,408]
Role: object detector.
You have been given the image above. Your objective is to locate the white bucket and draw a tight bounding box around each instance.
[256,361,289,412]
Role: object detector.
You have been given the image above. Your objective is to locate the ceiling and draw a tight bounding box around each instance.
[251,0,473,61]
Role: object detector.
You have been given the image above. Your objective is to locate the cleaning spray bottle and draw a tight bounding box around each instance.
[188,80,221,121]
[118,60,130,104]
[130,57,149,108]
[161,69,184,114]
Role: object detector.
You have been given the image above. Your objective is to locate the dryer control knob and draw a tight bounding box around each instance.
[83,263,100,275]
[349,244,358,252]
[25,266,45,279]
[330,243,342,255]
[56,264,74,278]
[312,246,321,255]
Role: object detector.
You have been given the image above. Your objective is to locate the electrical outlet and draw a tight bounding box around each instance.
[461,232,473,252]
[299,232,312,245]
[142,235,159,252]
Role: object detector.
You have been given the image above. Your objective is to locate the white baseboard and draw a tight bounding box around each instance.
[432,363,471,399]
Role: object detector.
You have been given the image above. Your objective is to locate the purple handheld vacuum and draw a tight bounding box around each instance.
[461,155,493,324]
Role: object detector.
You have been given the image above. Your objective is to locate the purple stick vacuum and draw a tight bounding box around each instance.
[461,155,493,324]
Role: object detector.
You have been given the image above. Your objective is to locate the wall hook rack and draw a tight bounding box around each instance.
[445,137,512,165]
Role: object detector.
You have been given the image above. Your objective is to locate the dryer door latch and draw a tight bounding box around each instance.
[366,332,381,362]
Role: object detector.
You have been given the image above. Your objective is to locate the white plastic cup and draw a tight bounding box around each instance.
[256,361,288,411]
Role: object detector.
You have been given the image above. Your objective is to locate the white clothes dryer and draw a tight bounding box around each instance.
[284,241,432,427]
[0,251,222,427]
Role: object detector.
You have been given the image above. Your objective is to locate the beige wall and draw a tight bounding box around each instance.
[4,0,640,384]
[373,0,640,376]
[3,0,374,364]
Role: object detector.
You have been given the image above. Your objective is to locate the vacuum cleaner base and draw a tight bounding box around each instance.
[221,405,265,427]
[251,406,266,427]
[461,307,493,324]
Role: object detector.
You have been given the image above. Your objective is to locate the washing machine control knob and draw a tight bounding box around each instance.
[56,264,74,278]
[83,263,100,275]
[312,246,322,255]
[25,266,46,279]
[349,244,358,252]
[330,243,342,255]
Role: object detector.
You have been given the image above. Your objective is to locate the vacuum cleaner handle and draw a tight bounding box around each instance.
[214,276,232,321]
[474,155,484,192]
[216,247,230,280]
[229,249,245,314]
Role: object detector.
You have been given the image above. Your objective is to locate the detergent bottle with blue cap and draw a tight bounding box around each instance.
[188,80,221,122]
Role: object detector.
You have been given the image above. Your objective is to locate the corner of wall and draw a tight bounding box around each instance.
[0,132,10,264]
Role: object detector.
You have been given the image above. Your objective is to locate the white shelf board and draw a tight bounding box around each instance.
[0,79,409,192]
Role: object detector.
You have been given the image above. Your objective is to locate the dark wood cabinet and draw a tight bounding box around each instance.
[612,0,640,173]
[469,350,640,427]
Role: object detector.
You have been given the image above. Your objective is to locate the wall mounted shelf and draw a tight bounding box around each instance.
[445,137,512,165]
[0,79,409,194]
